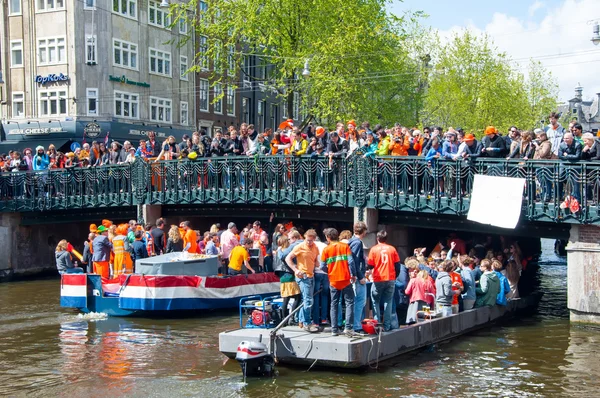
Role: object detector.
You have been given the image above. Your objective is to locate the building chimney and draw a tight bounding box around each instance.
[575,84,583,100]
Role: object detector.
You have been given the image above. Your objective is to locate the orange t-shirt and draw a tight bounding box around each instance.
[367,243,400,282]
[321,241,352,290]
[450,271,463,305]
[184,229,198,253]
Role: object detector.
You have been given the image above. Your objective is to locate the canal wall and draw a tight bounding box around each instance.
[0,213,91,280]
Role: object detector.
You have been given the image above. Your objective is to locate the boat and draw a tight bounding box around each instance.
[219,292,543,370]
[60,252,281,317]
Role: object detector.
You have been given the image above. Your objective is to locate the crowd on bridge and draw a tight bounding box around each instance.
[56,215,527,336]
[4,112,597,207]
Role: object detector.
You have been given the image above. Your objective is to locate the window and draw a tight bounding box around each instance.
[179,19,187,34]
[9,0,21,15]
[257,58,266,81]
[242,98,250,124]
[11,40,23,67]
[227,85,235,116]
[149,48,171,76]
[257,100,265,134]
[84,0,96,9]
[293,92,300,120]
[242,55,251,88]
[228,45,235,76]
[198,36,208,70]
[199,79,209,112]
[87,88,98,116]
[37,0,64,12]
[38,37,66,65]
[180,102,188,126]
[214,83,223,114]
[114,91,139,119]
[12,92,24,118]
[180,56,188,80]
[148,1,170,28]
[270,104,278,129]
[214,40,222,73]
[86,36,97,65]
[39,90,67,117]
[150,97,172,123]
[198,1,208,26]
[113,39,137,70]
[282,100,288,119]
[113,0,136,19]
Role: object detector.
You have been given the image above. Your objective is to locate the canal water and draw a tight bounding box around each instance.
[1,239,599,397]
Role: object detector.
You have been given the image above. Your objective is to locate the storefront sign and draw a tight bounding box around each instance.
[129,129,166,138]
[35,73,69,85]
[8,127,66,135]
[84,122,102,138]
[109,75,151,88]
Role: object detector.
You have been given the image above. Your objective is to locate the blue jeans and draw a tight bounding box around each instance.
[296,276,315,325]
[228,268,242,275]
[371,280,395,331]
[312,273,330,324]
[352,281,367,331]
[330,283,355,333]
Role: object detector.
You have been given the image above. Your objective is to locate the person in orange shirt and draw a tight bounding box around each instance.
[182,221,198,253]
[367,230,401,331]
[321,228,357,337]
[389,126,410,156]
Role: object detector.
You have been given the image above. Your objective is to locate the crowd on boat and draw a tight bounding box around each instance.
[56,215,525,336]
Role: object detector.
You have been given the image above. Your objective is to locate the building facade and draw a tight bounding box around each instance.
[0,0,195,152]
[561,85,600,134]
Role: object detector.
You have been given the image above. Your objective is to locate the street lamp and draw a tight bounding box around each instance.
[592,22,600,45]
[302,59,310,78]
[160,0,170,7]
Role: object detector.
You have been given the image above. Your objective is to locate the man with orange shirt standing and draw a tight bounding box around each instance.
[367,230,401,332]
[182,221,198,253]
[321,228,357,337]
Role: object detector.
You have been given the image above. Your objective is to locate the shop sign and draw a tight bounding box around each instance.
[35,73,69,85]
[8,127,66,135]
[84,122,102,138]
[109,75,151,88]
[129,129,166,138]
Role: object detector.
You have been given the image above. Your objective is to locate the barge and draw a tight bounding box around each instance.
[219,292,542,369]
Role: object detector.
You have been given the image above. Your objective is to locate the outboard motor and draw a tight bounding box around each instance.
[235,336,275,378]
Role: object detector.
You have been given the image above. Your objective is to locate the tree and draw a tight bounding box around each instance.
[173,0,423,127]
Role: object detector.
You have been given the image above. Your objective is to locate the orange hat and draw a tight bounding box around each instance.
[464,133,475,142]
[116,224,129,236]
[347,120,356,127]
[89,224,98,233]
[102,219,112,228]
[316,126,325,136]
[484,126,496,136]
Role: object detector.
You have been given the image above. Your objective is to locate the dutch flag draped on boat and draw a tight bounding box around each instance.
[60,274,87,308]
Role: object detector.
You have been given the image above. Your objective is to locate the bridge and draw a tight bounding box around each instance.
[1,155,599,325]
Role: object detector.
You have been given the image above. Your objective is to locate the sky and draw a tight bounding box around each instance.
[387,0,600,103]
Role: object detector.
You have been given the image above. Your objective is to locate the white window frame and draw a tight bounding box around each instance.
[36,0,64,13]
[270,104,278,129]
[257,100,265,133]
[199,79,209,112]
[242,97,250,124]
[114,90,139,120]
[293,92,300,120]
[227,85,235,116]
[214,40,222,73]
[113,0,137,20]
[12,92,25,119]
[282,100,288,119]
[39,89,68,117]
[9,0,22,15]
[242,55,251,88]
[214,83,223,114]
[180,102,188,126]
[37,37,66,65]
[148,0,170,29]
[86,35,97,65]
[84,0,96,10]
[86,88,98,116]
[228,45,235,76]
[113,39,138,70]
[149,47,171,77]
[179,19,188,35]
[180,56,188,81]
[10,40,23,68]
[198,36,209,71]
[149,96,172,123]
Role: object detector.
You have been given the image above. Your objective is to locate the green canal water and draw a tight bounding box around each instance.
[1,239,599,397]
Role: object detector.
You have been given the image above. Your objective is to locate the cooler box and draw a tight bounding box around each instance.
[135,253,219,276]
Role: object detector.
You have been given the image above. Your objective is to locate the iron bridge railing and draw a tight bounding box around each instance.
[0,155,599,224]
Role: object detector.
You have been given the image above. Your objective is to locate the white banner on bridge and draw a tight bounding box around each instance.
[467,174,526,229]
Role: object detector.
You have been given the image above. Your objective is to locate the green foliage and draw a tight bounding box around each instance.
[420,31,558,136]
